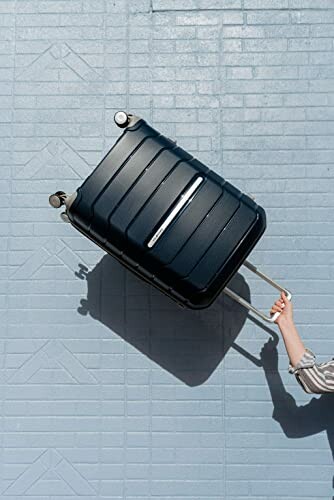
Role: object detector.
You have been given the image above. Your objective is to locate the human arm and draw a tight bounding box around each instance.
[270,291,307,368]
[270,291,334,394]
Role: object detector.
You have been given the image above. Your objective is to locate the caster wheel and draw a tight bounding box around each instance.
[49,191,66,208]
[114,111,129,128]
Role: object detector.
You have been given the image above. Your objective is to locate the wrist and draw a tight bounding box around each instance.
[278,316,294,331]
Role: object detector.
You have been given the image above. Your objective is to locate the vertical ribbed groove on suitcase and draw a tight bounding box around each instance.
[197,210,259,293]
[89,140,180,240]
[166,185,241,278]
[126,161,201,247]
[89,134,161,231]
[110,147,190,235]
[147,177,223,265]
[183,202,258,289]
[104,147,177,230]
[84,121,158,196]
[121,159,188,240]
[70,120,160,229]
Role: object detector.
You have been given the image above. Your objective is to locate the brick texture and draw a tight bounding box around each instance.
[3,0,334,498]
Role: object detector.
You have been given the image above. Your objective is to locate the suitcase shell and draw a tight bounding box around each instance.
[55,113,266,310]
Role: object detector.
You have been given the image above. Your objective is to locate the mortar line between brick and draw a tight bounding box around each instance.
[124,1,130,498]
[97,2,107,497]
[217,12,227,499]
[4,0,17,491]
[152,8,334,12]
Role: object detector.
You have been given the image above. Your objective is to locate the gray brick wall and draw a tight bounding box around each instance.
[3,0,334,498]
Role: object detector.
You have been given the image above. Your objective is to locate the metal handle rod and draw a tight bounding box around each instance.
[223,259,292,324]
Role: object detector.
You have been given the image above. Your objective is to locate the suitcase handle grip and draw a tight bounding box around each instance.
[223,259,292,324]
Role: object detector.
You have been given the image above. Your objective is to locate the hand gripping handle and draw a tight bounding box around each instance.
[223,260,292,324]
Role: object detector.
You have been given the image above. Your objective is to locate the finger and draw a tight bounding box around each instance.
[271,305,282,313]
[281,291,289,304]
[279,292,286,302]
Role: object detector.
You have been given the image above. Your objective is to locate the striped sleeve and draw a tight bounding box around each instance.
[288,348,334,394]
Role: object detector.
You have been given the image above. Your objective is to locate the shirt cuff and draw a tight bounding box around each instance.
[288,348,316,374]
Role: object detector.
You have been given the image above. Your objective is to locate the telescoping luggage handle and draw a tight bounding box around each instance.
[224,260,292,324]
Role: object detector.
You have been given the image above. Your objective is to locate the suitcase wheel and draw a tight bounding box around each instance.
[60,212,70,223]
[114,111,130,128]
[49,191,67,208]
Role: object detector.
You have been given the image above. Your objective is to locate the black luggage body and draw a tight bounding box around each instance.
[49,112,290,318]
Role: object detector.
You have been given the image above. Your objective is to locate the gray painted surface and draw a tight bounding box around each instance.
[2,0,334,498]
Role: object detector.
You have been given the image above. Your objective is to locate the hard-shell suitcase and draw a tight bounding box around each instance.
[49,111,291,322]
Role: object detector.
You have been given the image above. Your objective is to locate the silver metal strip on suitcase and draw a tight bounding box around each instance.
[147,176,204,249]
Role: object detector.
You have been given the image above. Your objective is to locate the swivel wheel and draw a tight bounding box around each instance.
[49,191,66,208]
[114,111,130,128]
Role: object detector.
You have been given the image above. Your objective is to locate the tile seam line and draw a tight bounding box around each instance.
[150,8,334,12]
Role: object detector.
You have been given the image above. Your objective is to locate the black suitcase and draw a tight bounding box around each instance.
[49,111,291,322]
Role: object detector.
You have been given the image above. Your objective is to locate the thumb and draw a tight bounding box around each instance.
[281,291,289,304]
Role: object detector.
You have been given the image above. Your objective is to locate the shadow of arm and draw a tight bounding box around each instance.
[261,341,328,438]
